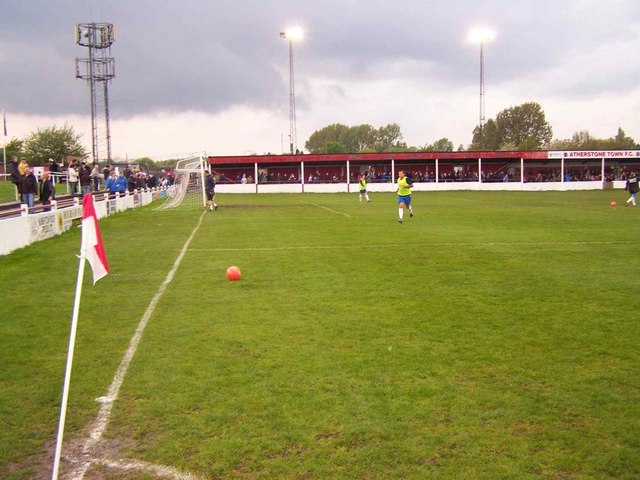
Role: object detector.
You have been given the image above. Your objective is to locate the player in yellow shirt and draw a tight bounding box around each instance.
[396,170,414,223]
[358,174,371,202]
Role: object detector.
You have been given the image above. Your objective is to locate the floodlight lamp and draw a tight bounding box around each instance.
[281,27,304,41]
[468,28,496,43]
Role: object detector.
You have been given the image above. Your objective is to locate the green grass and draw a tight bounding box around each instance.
[1,191,639,479]
[0,180,18,203]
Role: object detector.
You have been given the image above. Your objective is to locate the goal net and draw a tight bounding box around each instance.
[157,156,207,210]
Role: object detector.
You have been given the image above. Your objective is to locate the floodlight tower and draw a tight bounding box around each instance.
[468,28,495,144]
[75,23,115,165]
[280,27,303,155]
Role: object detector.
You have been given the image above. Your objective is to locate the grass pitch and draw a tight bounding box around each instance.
[1,191,639,479]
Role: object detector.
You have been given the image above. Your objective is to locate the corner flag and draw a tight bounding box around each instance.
[52,194,109,479]
[82,194,109,284]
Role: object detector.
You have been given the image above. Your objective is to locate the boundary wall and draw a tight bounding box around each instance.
[215,180,627,194]
[0,189,166,256]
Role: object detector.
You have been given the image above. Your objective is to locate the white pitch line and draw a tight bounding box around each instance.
[311,203,351,217]
[92,457,204,480]
[187,240,633,253]
[68,212,206,480]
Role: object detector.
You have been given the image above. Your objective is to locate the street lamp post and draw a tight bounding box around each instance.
[468,28,496,147]
[280,27,303,155]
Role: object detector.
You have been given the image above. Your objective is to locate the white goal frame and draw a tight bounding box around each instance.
[157,156,208,210]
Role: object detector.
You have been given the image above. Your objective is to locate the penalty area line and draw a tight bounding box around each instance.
[68,211,207,480]
[311,203,351,218]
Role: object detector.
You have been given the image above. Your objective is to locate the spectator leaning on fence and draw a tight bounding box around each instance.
[48,158,59,182]
[91,164,101,191]
[9,156,21,200]
[79,161,92,196]
[115,170,128,193]
[67,161,79,195]
[20,165,38,213]
[105,171,117,195]
[39,171,56,212]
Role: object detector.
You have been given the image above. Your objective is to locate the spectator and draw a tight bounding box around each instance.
[147,174,158,188]
[68,161,79,195]
[115,171,128,194]
[8,156,20,201]
[135,172,147,190]
[39,171,56,212]
[91,164,101,191]
[49,158,60,183]
[20,165,38,213]
[79,162,92,197]
[128,172,137,192]
[18,157,28,176]
[105,171,117,196]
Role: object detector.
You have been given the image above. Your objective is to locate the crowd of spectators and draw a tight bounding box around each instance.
[6,157,177,212]
[220,165,640,184]
[102,164,172,196]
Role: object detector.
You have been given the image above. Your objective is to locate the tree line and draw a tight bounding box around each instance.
[3,126,178,168]
[305,101,638,154]
[5,101,638,164]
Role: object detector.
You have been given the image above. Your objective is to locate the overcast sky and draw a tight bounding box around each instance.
[1,0,639,159]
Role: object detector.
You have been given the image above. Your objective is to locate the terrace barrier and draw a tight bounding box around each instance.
[0,188,167,256]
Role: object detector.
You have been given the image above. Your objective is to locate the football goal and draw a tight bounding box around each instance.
[157,156,208,210]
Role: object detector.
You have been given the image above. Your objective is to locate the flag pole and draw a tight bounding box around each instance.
[52,245,88,480]
[2,109,6,182]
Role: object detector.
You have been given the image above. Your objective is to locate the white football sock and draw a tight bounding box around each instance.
[399,208,404,220]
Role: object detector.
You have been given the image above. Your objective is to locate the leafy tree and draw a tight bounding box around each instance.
[469,102,552,151]
[23,124,88,164]
[305,123,351,154]
[324,141,346,154]
[305,123,406,153]
[612,127,637,149]
[470,119,500,150]
[422,137,454,152]
[373,123,404,152]
[3,138,24,161]
[495,102,552,149]
[550,127,639,150]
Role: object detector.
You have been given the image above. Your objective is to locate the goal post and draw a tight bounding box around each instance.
[157,155,208,210]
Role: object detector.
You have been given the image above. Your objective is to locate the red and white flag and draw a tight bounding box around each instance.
[82,194,109,284]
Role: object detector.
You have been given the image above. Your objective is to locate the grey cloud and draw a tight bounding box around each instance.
[1,0,638,118]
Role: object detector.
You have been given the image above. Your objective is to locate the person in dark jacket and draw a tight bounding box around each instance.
[79,162,92,197]
[48,158,59,183]
[20,165,38,213]
[8,156,20,200]
[205,170,218,211]
[39,171,56,212]
[625,171,639,207]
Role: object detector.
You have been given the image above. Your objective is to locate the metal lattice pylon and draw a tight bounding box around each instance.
[75,23,115,165]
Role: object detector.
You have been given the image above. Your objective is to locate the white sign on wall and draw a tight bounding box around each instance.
[548,150,640,159]
[29,213,58,242]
